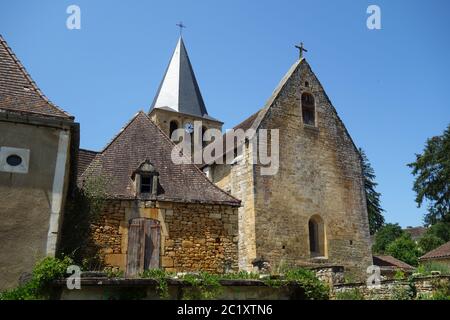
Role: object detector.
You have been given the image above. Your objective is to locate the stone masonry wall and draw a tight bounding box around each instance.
[332,276,450,300]
[87,200,239,273]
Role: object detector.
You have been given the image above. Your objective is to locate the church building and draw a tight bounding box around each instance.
[0,33,373,286]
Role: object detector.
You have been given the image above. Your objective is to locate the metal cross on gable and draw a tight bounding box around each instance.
[176,21,187,35]
[295,42,308,59]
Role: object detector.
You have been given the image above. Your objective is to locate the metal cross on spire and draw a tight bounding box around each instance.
[176,21,187,36]
[295,42,308,59]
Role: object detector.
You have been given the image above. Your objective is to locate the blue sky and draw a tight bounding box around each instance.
[1,0,449,227]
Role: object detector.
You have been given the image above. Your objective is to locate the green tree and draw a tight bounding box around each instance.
[418,233,445,253]
[373,223,404,253]
[408,124,450,225]
[427,221,450,242]
[385,234,420,266]
[418,222,450,253]
[359,148,385,234]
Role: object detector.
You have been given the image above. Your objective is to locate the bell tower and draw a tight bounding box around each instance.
[148,36,223,139]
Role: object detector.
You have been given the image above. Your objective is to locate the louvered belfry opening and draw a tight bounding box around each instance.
[126,218,161,276]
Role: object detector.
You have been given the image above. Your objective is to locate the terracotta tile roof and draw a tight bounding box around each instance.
[0,34,72,120]
[419,241,450,261]
[373,255,414,270]
[80,111,240,206]
[403,226,428,241]
[77,149,98,178]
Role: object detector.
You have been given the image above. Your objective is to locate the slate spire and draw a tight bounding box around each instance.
[150,36,209,118]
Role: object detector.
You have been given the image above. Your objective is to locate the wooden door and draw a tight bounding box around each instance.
[126,218,161,276]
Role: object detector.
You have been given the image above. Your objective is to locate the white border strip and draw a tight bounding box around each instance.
[46,130,70,256]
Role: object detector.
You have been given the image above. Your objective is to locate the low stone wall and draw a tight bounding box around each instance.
[332,275,450,299]
[55,278,306,300]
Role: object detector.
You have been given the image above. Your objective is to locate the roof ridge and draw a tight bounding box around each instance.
[0,34,73,119]
[79,148,99,154]
[100,111,143,153]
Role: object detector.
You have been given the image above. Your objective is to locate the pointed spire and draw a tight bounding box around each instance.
[150,37,209,118]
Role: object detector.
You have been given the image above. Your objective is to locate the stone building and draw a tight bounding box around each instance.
[0,35,79,290]
[78,36,373,278]
[78,111,240,274]
[203,54,373,277]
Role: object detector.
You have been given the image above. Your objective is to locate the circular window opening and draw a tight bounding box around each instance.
[6,154,22,167]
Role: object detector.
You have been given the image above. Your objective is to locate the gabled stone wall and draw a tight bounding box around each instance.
[209,60,373,279]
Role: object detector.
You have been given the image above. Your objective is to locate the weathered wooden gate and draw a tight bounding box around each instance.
[126,218,161,276]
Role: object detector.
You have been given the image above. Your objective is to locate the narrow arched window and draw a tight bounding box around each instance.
[169,120,179,139]
[201,126,208,148]
[301,92,315,126]
[308,215,326,257]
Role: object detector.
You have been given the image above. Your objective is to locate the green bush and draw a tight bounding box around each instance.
[181,272,222,300]
[393,269,406,280]
[335,288,365,300]
[385,234,420,266]
[0,256,73,300]
[140,269,172,298]
[263,268,329,300]
[391,284,414,300]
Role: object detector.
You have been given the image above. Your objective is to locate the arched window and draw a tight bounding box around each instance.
[301,92,315,126]
[169,120,179,139]
[308,215,326,257]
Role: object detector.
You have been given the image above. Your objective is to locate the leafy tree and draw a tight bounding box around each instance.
[418,222,450,253]
[359,148,385,234]
[427,221,450,242]
[385,234,420,266]
[408,124,450,225]
[418,233,445,253]
[372,223,404,253]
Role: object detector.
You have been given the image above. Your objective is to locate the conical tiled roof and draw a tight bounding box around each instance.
[150,37,215,120]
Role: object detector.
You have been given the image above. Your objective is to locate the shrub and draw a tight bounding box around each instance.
[0,256,73,300]
[181,272,222,300]
[385,234,420,266]
[390,284,414,300]
[140,269,172,298]
[393,269,406,280]
[335,288,365,300]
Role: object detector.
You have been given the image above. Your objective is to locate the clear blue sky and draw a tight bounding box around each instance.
[1,0,449,228]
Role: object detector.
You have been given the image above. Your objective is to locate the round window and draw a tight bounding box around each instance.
[6,154,22,167]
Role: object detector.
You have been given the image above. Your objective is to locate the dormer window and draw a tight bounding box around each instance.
[140,176,153,193]
[133,160,159,196]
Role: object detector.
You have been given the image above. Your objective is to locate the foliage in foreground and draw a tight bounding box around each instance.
[0,256,73,300]
[141,268,328,300]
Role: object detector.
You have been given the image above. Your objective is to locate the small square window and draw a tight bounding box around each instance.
[140,176,153,193]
